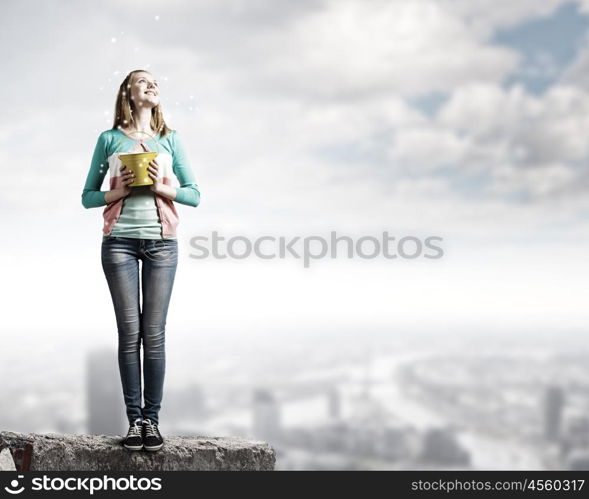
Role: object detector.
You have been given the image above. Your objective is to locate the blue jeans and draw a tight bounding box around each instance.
[101,235,178,425]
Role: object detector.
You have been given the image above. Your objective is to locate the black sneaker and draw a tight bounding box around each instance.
[123,418,144,451]
[142,418,164,451]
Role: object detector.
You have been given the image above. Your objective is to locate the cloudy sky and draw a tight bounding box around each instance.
[1,0,588,350]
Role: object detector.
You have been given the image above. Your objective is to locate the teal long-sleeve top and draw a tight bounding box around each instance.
[81,128,201,209]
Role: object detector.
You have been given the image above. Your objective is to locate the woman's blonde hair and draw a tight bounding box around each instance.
[112,69,173,138]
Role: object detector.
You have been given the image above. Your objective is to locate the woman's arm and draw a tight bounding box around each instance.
[171,131,201,207]
[81,132,110,208]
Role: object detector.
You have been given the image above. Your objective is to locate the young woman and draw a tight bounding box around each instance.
[82,69,201,452]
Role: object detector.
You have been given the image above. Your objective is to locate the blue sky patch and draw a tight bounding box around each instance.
[492,1,589,95]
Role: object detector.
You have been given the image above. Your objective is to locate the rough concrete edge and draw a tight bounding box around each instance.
[0,431,276,471]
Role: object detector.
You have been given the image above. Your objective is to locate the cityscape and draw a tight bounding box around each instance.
[1,327,587,471]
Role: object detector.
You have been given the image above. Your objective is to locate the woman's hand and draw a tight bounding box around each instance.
[105,165,135,203]
[120,165,136,196]
[147,158,165,195]
[136,143,177,200]
[115,165,135,198]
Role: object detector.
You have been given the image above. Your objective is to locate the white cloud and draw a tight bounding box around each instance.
[435,82,589,197]
[387,126,468,171]
[559,28,589,87]
[0,0,587,245]
[438,0,579,37]
[223,0,519,100]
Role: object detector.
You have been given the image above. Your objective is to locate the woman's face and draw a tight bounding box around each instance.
[128,72,160,109]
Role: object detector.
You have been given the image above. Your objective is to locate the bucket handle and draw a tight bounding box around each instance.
[119,129,161,153]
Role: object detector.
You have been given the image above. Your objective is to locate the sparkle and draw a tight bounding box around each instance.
[154,15,160,21]
[189,95,194,99]
[111,37,117,43]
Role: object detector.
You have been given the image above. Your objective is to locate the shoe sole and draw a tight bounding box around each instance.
[144,443,164,451]
[123,443,143,451]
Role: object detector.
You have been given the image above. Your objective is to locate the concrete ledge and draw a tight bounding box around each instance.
[0,431,275,471]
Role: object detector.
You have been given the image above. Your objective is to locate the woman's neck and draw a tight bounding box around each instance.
[121,124,156,136]
[129,106,155,134]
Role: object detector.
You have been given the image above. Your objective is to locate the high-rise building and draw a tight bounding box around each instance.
[252,388,281,444]
[418,427,471,466]
[543,384,565,442]
[86,347,127,436]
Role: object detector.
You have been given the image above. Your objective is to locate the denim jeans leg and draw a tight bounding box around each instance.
[101,237,143,424]
[140,239,178,424]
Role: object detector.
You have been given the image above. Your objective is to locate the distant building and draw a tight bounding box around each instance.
[543,385,565,442]
[252,388,281,444]
[566,449,589,471]
[181,383,207,418]
[376,425,412,460]
[418,427,471,466]
[560,414,589,457]
[86,348,126,436]
[163,383,207,421]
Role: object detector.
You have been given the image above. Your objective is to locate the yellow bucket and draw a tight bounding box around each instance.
[117,130,160,187]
